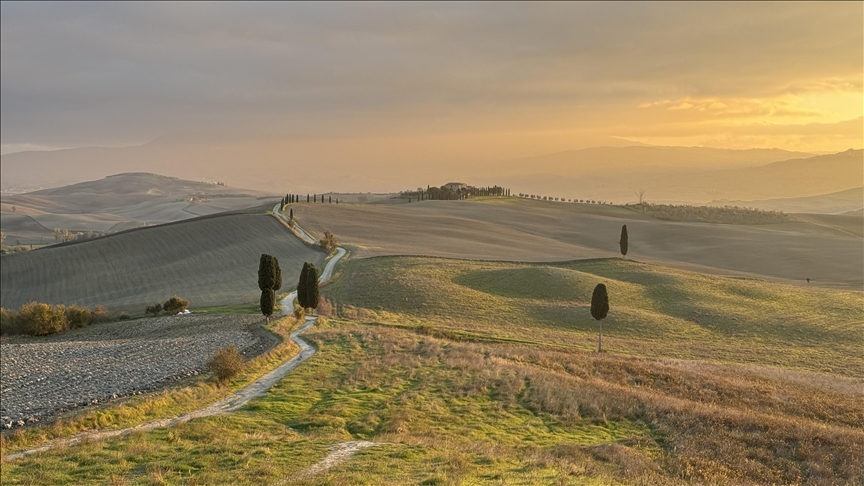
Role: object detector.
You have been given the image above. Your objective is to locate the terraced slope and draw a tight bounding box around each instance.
[0,213,325,313]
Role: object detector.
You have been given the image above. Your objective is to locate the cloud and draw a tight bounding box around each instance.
[1,2,861,156]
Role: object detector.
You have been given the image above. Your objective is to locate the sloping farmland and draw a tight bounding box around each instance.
[0,213,325,313]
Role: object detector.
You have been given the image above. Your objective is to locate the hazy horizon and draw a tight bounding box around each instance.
[2,2,862,185]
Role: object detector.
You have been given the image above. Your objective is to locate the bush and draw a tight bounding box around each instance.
[65,305,93,329]
[163,296,190,314]
[208,345,244,383]
[0,303,110,336]
[318,231,338,251]
[0,308,21,335]
[293,304,305,321]
[145,303,163,316]
[118,312,130,320]
[316,296,333,317]
[17,302,67,336]
[92,305,109,323]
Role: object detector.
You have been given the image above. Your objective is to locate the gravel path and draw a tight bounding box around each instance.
[277,441,382,484]
[1,314,272,429]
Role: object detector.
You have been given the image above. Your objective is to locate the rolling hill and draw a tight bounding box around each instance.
[0,211,325,313]
[287,197,863,289]
[0,173,277,244]
[710,187,864,214]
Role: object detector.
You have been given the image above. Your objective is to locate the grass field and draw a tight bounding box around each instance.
[290,196,863,288]
[0,213,325,313]
[324,256,864,377]
[1,256,862,484]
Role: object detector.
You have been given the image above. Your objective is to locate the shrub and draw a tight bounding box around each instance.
[65,305,93,329]
[319,231,338,251]
[118,312,130,320]
[208,345,244,383]
[17,302,67,336]
[145,303,163,316]
[0,308,21,335]
[163,296,190,314]
[293,304,305,321]
[316,296,333,317]
[92,305,109,323]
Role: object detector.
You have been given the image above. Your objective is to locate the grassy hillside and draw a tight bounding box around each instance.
[0,213,325,313]
[289,197,863,288]
[3,258,862,485]
[324,257,864,377]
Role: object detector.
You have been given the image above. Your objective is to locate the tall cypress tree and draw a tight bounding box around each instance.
[260,289,275,317]
[258,254,275,292]
[259,254,280,318]
[272,256,282,292]
[619,225,628,257]
[297,263,310,309]
[590,284,610,353]
[305,263,320,311]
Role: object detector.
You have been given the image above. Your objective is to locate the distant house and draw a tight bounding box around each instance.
[443,182,468,192]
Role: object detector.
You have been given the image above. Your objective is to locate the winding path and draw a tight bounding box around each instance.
[5,242,346,462]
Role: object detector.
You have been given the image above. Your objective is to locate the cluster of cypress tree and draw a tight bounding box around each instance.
[258,254,282,319]
[297,262,320,311]
[283,193,340,205]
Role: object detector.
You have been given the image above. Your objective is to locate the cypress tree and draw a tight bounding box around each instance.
[619,225,628,257]
[307,194,310,203]
[260,288,275,318]
[306,263,320,311]
[590,284,609,352]
[258,254,275,291]
[289,208,294,221]
[297,263,309,309]
[259,254,281,319]
[329,196,332,203]
[272,256,282,292]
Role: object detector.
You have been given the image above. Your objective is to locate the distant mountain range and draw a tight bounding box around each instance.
[499,149,863,203]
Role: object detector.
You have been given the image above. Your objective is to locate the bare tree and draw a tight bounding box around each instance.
[635,188,646,205]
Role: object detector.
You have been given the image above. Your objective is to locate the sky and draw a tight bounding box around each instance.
[1,2,862,159]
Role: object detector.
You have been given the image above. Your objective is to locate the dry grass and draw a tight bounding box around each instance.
[290,323,864,485]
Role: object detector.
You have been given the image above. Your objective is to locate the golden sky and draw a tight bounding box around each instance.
[1,2,861,158]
